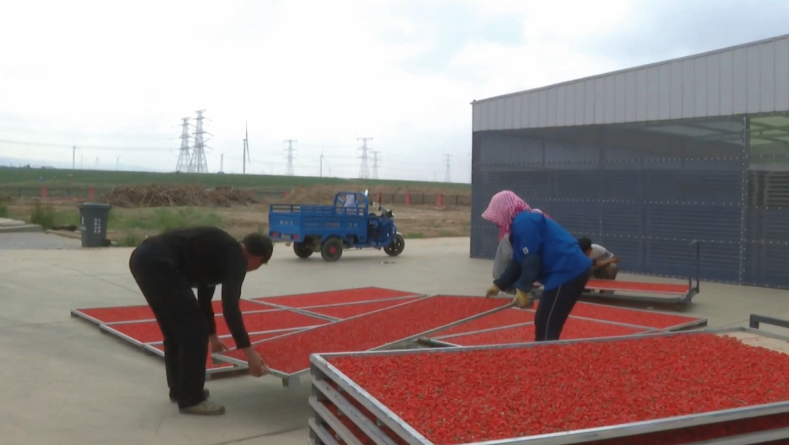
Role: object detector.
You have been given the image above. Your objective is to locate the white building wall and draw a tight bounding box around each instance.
[472,34,789,131]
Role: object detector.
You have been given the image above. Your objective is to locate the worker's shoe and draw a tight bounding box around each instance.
[170,388,210,404]
[179,400,226,416]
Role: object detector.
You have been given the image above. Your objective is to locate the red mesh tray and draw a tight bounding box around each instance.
[72,299,271,324]
[251,287,419,308]
[586,279,689,295]
[147,332,283,371]
[302,298,423,319]
[218,296,510,374]
[104,309,328,344]
[445,318,648,346]
[429,307,536,338]
[570,302,704,330]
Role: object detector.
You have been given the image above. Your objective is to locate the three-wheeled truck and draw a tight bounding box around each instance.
[268,191,405,262]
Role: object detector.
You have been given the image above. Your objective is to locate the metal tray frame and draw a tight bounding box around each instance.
[213,296,515,386]
[431,323,662,348]
[254,294,428,321]
[310,326,789,445]
[141,343,247,377]
[251,286,424,309]
[71,304,297,326]
[429,314,671,342]
[554,300,708,331]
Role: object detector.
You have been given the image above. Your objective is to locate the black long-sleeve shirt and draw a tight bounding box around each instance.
[147,226,251,349]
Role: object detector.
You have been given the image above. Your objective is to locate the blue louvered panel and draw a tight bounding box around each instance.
[601,202,644,236]
[595,236,645,272]
[646,204,742,242]
[544,141,600,163]
[645,239,740,283]
[479,132,543,165]
[548,201,600,237]
[553,170,602,200]
[601,169,642,200]
[743,241,789,288]
[644,171,742,203]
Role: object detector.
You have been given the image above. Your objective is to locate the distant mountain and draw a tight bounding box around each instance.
[0,156,162,172]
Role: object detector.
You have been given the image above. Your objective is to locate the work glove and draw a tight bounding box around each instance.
[513,289,534,309]
[485,285,500,298]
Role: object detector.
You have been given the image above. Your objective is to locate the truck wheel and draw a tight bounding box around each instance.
[293,242,313,259]
[321,238,344,262]
[384,234,405,257]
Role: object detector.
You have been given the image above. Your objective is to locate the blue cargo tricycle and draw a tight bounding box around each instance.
[268,191,405,262]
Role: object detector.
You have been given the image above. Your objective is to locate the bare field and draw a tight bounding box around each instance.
[5,201,471,244]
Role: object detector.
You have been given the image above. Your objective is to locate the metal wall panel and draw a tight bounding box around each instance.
[471,118,749,284]
[471,35,789,131]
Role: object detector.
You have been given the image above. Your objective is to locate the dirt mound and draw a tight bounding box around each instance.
[97,184,258,208]
[283,184,470,204]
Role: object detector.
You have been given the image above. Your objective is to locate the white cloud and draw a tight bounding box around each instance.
[0,0,780,180]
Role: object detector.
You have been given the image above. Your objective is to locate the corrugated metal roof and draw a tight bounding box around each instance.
[472,34,789,131]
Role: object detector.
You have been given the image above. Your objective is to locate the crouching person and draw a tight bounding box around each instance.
[578,237,620,280]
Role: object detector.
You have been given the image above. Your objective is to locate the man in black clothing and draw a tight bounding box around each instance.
[128,226,273,416]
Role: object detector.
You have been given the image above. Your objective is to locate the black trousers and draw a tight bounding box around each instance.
[534,268,591,342]
[128,241,209,409]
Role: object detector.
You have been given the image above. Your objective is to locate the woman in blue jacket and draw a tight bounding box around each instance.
[483,191,592,342]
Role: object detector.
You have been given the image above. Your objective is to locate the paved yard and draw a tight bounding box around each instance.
[0,236,787,445]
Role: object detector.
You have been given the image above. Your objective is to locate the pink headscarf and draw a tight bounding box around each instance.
[482,191,532,241]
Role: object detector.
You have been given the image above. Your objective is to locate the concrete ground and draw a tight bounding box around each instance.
[0,233,788,445]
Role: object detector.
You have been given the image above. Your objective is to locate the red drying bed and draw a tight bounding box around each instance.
[327,333,789,445]
[304,298,423,319]
[74,299,271,324]
[586,279,689,295]
[105,309,328,344]
[445,318,647,346]
[149,332,282,370]
[219,296,510,374]
[252,287,418,309]
[430,308,535,338]
[570,302,702,330]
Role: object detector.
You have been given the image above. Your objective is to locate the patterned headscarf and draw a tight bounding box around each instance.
[482,191,532,241]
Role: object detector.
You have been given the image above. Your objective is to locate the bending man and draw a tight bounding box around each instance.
[483,191,592,341]
[129,226,273,416]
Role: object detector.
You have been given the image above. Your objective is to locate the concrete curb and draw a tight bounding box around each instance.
[0,224,43,233]
[45,229,81,240]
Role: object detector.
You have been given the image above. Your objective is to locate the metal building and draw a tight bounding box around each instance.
[470,34,789,289]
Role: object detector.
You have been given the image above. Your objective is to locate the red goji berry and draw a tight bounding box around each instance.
[107,309,327,343]
[446,318,646,346]
[329,333,789,445]
[431,308,536,338]
[252,287,418,308]
[569,302,702,330]
[305,298,422,319]
[219,296,510,374]
[76,299,269,324]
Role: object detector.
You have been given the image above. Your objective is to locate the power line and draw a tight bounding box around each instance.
[175,117,191,172]
[187,110,210,173]
[444,154,452,183]
[357,137,372,179]
[284,139,297,176]
[371,150,381,179]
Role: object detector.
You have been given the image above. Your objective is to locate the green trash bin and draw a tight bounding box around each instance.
[78,202,112,248]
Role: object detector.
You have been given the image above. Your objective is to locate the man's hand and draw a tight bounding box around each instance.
[243,347,270,378]
[485,284,501,298]
[209,335,229,353]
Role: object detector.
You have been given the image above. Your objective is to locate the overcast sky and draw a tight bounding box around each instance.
[1,0,787,181]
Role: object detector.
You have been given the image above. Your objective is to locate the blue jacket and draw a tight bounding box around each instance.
[495,211,591,292]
